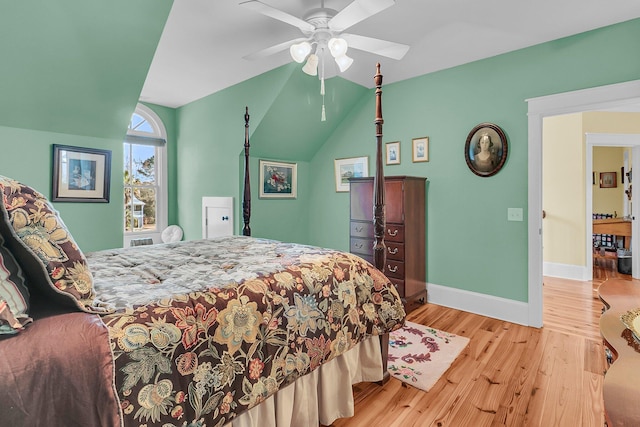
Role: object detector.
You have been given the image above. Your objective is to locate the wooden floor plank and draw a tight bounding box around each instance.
[328,268,621,427]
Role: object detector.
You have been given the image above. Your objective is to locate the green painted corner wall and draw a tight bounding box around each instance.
[0,0,173,140]
[175,65,301,241]
[173,63,371,244]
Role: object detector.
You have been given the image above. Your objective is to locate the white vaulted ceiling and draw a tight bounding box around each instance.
[140,0,640,108]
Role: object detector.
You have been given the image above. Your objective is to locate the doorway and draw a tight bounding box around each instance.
[527,80,640,327]
[586,134,640,280]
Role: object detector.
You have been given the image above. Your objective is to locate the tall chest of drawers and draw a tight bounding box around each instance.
[349,176,427,310]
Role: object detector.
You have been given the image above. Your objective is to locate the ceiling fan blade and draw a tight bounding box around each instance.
[341,33,409,60]
[240,1,315,32]
[243,37,308,60]
[328,0,395,32]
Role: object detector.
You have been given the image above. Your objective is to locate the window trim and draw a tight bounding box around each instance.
[123,104,168,247]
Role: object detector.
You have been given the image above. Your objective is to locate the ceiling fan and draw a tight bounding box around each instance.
[240,0,410,74]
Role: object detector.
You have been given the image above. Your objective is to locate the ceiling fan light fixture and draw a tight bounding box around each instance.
[328,37,348,58]
[302,53,319,75]
[334,54,354,72]
[290,41,312,63]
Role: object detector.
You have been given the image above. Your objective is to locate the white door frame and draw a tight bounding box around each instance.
[527,80,640,327]
[585,134,640,281]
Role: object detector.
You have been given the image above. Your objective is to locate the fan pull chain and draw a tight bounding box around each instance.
[320,49,326,121]
[320,76,326,121]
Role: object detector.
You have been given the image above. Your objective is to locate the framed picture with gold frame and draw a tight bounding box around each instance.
[412,137,429,162]
[386,141,400,165]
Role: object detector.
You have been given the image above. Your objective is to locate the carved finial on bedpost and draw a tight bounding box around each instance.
[373,63,386,273]
[242,106,251,236]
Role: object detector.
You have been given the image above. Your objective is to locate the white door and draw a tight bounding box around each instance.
[202,197,233,238]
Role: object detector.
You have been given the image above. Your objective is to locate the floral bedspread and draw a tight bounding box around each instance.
[88,236,405,427]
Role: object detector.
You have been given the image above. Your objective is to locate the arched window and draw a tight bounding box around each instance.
[123,104,167,245]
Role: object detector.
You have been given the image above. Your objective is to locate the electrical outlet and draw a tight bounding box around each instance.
[508,208,523,221]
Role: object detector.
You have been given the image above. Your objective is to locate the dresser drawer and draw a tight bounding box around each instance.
[385,224,404,242]
[350,237,372,256]
[384,259,405,279]
[385,242,404,261]
[350,221,373,238]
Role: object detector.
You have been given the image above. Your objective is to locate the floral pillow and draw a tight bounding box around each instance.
[0,232,31,335]
[0,175,113,314]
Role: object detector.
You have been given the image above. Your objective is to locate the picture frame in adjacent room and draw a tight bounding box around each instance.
[412,137,429,162]
[334,156,369,192]
[600,172,617,188]
[52,144,112,202]
[259,159,297,199]
[385,141,400,165]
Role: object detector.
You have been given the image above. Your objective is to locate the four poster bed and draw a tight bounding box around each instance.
[0,64,400,427]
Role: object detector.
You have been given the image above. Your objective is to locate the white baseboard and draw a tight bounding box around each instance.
[543,262,589,281]
[427,282,530,326]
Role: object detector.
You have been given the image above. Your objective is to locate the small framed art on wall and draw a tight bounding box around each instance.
[52,144,111,203]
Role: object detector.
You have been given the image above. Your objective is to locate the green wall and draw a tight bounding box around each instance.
[0,125,123,252]
[0,0,173,139]
[175,18,640,305]
[307,18,640,302]
[0,1,172,253]
[176,65,326,243]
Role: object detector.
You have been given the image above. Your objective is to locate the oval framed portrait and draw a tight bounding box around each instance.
[464,122,508,177]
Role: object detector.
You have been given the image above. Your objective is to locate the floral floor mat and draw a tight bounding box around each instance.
[388,321,470,391]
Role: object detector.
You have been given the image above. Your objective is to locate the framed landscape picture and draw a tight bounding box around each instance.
[52,144,111,202]
[334,156,369,192]
[259,159,297,199]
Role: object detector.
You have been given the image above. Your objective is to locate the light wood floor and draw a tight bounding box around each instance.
[330,262,632,427]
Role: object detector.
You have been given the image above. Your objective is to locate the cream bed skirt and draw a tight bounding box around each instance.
[226,336,383,427]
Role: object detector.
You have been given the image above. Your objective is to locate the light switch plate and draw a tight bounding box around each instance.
[508,207,523,222]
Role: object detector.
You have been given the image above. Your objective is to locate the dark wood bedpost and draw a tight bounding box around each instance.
[373,63,386,272]
[242,106,251,236]
[373,63,390,385]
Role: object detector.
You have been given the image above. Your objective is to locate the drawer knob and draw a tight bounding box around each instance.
[355,226,363,232]
[355,243,363,249]
[387,229,398,237]
[387,265,398,273]
[388,247,398,255]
